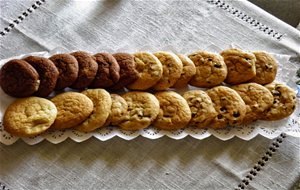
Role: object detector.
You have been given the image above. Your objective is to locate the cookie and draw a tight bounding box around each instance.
[49,54,79,90]
[51,92,93,129]
[90,53,120,88]
[109,94,128,126]
[183,90,217,128]
[0,59,40,97]
[24,56,59,97]
[262,83,296,120]
[188,51,227,88]
[172,54,196,88]
[250,51,278,84]
[3,97,57,137]
[232,83,274,124]
[221,49,256,85]
[126,52,163,90]
[70,51,98,89]
[118,92,160,130]
[109,53,139,90]
[152,51,183,91]
[75,89,111,132]
[153,91,191,130]
[206,86,246,128]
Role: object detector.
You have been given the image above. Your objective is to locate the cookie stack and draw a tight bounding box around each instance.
[0,48,297,137]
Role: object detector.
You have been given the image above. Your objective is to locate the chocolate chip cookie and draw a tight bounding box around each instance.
[49,54,79,90]
[109,94,128,126]
[172,54,196,88]
[221,49,256,85]
[262,83,296,120]
[206,86,246,128]
[250,51,278,85]
[70,51,98,89]
[90,53,120,88]
[24,56,59,97]
[188,51,227,88]
[0,59,40,97]
[232,83,274,124]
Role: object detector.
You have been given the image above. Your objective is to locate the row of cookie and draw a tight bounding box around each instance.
[3,82,296,137]
[0,49,277,98]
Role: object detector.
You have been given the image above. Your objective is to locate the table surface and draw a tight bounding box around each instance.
[0,0,299,189]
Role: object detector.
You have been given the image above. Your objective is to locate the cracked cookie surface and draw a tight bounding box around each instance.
[221,49,256,84]
[262,83,296,120]
[250,51,278,85]
[188,51,227,88]
[75,89,111,132]
[51,92,93,129]
[153,91,191,130]
[127,52,163,90]
[206,86,246,128]
[232,83,273,124]
[172,54,196,88]
[183,90,217,128]
[3,97,57,137]
[152,51,183,90]
[119,92,159,130]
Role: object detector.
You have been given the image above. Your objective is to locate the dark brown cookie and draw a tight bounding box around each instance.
[49,54,79,90]
[70,51,98,89]
[90,52,120,88]
[109,53,138,90]
[24,56,59,97]
[0,59,40,97]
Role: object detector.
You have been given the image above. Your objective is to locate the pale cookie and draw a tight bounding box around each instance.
[221,49,256,84]
[250,51,278,85]
[127,52,163,90]
[152,51,183,90]
[153,91,191,130]
[172,54,196,88]
[119,92,160,130]
[188,51,227,88]
[51,92,93,129]
[183,90,217,128]
[232,83,274,124]
[206,86,246,128]
[262,83,296,121]
[75,89,112,132]
[109,94,128,126]
[3,97,57,137]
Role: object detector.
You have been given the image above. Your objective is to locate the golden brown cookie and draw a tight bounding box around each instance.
[153,91,191,130]
[221,49,256,85]
[74,89,112,132]
[262,83,296,120]
[250,51,278,85]
[51,92,93,129]
[188,51,227,88]
[118,92,160,130]
[206,86,246,128]
[109,94,128,126]
[126,52,163,90]
[3,97,57,137]
[183,90,217,128]
[172,54,196,88]
[152,51,183,90]
[232,83,274,124]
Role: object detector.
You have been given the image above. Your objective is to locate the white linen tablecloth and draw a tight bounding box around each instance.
[0,0,299,189]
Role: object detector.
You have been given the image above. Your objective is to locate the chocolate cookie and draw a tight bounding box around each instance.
[221,49,256,85]
[90,52,120,88]
[0,59,40,97]
[24,56,59,97]
[49,54,79,90]
[109,53,138,90]
[250,51,278,85]
[70,51,98,89]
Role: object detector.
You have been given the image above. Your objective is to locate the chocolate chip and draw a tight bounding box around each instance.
[220,107,227,112]
[233,112,240,117]
[217,114,223,119]
[273,91,281,96]
[192,113,196,117]
[207,58,213,61]
[214,64,222,68]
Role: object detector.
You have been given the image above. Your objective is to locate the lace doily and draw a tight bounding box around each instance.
[0,46,299,145]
